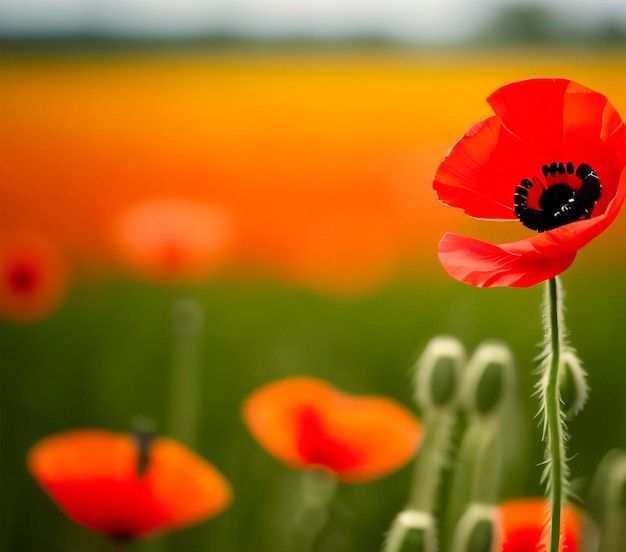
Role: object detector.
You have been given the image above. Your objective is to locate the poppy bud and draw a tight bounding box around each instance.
[415,336,466,412]
[558,349,588,421]
[461,340,515,418]
[451,503,499,552]
[385,511,437,552]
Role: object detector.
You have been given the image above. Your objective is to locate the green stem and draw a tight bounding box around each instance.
[286,469,337,552]
[544,277,564,552]
[408,411,455,512]
[167,298,204,448]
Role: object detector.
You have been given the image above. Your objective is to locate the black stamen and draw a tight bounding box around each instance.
[539,183,574,213]
[514,162,602,232]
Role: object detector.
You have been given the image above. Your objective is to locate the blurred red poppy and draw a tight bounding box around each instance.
[28,429,232,540]
[242,377,421,483]
[434,79,626,287]
[0,230,69,322]
[498,498,579,552]
[113,198,235,283]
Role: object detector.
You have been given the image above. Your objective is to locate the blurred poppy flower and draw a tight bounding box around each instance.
[433,78,626,287]
[0,230,69,322]
[498,498,579,551]
[242,377,421,483]
[28,429,232,540]
[113,198,235,283]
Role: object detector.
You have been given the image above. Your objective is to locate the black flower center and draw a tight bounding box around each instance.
[513,162,602,232]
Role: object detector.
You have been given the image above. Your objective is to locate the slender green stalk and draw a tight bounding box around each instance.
[408,412,456,512]
[285,469,337,552]
[541,277,566,552]
[167,298,204,448]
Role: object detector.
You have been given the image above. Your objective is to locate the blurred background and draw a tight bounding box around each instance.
[2,0,626,550]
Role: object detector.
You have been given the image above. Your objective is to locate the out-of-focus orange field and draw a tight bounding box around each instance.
[3,49,626,293]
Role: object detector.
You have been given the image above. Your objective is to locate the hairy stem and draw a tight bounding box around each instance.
[542,277,565,552]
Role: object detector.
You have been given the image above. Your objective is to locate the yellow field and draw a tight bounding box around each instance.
[3,48,626,293]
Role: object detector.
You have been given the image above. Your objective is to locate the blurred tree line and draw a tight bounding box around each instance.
[478,3,626,46]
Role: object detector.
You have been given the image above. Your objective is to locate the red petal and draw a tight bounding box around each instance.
[438,233,576,288]
[434,116,529,220]
[487,79,572,164]
[296,407,363,473]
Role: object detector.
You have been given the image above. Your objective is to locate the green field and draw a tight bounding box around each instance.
[3,264,626,550]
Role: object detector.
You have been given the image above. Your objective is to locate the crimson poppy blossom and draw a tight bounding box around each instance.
[434,78,626,287]
[113,198,235,283]
[498,498,579,551]
[28,429,232,540]
[0,230,69,322]
[242,377,421,483]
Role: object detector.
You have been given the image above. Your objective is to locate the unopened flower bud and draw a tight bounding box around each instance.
[415,336,466,411]
[559,349,588,421]
[385,511,437,552]
[451,503,499,552]
[461,340,515,417]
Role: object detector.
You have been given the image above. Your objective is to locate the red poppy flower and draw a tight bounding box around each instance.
[433,79,626,287]
[113,198,235,283]
[498,498,579,551]
[242,377,421,483]
[28,429,232,540]
[0,230,69,322]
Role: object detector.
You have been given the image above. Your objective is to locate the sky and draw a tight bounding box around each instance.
[0,0,625,42]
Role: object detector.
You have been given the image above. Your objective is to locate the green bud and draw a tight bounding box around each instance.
[466,519,493,552]
[431,356,458,406]
[603,450,626,510]
[475,362,503,415]
[559,349,588,421]
[588,449,626,552]
[385,511,437,552]
[451,503,499,552]
[462,340,515,417]
[415,336,466,411]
